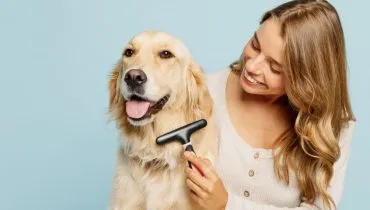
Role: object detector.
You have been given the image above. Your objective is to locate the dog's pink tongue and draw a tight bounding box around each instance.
[126,100,150,119]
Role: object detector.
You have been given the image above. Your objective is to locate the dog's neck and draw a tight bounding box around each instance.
[121,107,204,171]
[129,154,170,172]
[122,137,182,171]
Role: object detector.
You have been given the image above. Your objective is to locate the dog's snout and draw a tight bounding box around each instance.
[124,69,147,87]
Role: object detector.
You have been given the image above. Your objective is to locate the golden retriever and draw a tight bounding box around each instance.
[108,31,219,210]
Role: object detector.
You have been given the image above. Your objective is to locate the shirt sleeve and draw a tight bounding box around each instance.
[225,121,355,210]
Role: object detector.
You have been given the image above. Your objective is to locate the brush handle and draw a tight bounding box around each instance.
[155,119,207,176]
[184,144,195,168]
[185,144,204,176]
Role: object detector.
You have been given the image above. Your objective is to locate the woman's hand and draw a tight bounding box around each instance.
[184,151,228,210]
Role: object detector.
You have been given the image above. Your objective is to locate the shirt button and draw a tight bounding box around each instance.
[244,190,250,197]
[248,169,255,177]
[253,152,260,160]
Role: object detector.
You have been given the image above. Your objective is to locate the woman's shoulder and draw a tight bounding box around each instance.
[205,67,230,90]
[204,67,230,101]
[205,67,230,79]
[338,120,356,147]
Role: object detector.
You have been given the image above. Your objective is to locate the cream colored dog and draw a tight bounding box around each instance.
[108,31,219,210]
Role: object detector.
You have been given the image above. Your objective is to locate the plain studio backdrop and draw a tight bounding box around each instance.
[0,0,369,210]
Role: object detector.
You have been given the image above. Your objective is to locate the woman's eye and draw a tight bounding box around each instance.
[159,50,174,59]
[123,48,134,57]
[271,65,282,75]
[251,39,260,51]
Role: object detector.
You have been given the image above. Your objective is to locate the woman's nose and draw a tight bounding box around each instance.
[245,54,265,75]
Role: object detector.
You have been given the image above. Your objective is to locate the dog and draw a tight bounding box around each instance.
[108,31,219,210]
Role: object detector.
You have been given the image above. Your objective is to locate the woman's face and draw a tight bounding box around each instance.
[239,18,286,100]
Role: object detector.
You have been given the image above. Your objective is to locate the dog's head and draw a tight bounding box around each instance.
[109,31,211,127]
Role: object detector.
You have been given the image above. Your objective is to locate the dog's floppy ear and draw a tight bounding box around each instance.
[186,61,213,119]
[109,59,124,115]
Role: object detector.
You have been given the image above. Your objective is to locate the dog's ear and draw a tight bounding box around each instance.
[186,61,213,119]
[109,60,123,113]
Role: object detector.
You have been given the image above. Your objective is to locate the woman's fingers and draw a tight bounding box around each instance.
[186,167,211,192]
[186,177,207,199]
[189,190,203,206]
[202,157,213,166]
[184,152,216,179]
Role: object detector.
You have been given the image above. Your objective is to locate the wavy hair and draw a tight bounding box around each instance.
[230,1,355,208]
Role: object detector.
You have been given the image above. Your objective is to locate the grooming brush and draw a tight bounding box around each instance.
[156,119,207,173]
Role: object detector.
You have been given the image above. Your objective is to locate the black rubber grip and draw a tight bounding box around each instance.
[185,144,195,153]
[185,144,195,168]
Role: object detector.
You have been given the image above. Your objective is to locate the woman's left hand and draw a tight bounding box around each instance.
[184,151,228,210]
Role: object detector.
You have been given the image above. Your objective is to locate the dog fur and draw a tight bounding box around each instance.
[108,31,219,210]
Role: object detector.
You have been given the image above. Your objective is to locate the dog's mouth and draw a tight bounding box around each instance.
[125,94,170,121]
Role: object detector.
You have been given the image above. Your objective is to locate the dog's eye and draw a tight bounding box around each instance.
[159,50,174,59]
[123,48,134,57]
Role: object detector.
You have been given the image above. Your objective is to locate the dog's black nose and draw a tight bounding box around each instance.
[124,69,147,87]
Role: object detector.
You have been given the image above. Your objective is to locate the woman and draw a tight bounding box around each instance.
[184,0,355,209]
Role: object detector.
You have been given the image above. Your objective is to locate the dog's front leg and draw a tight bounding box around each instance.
[109,150,146,210]
[145,171,194,210]
[109,174,146,210]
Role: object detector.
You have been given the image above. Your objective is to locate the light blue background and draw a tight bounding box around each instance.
[1,0,369,209]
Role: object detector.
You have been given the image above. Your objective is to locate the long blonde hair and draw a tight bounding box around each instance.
[231,0,355,208]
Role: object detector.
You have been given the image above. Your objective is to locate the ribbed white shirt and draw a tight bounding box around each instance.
[206,68,355,210]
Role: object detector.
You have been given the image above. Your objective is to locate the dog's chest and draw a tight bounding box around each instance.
[135,165,193,210]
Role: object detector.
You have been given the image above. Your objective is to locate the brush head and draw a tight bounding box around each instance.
[156,119,207,145]
[156,119,207,170]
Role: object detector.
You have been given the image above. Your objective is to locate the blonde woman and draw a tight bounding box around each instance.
[184,0,355,209]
